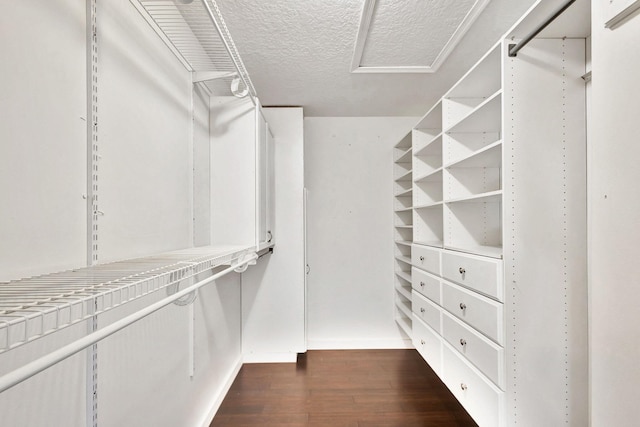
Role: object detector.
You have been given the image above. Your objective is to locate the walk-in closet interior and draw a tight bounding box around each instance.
[1,0,639,426]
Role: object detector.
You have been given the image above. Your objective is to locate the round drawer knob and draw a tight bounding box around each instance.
[459,267,466,274]
[460,338,467,346]
[421,340,425,345]
[420,256,425,261]
[460,383,468,391]
[420,308,426,313]
[459,302,467,310]
[420,281,425,287]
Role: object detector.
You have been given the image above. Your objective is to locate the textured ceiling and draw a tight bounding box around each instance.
[215,0,540,116]
[362,0,476,66]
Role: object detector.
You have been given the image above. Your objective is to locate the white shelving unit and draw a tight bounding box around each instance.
[405,2,590,425]
[393,132,413,337]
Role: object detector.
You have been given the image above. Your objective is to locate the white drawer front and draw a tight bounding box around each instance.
[442,251,503,301]
[412,291,441,333]
[411,244,440,275]
[412,315,442,377]
[411,267,440,304]
[442,344,504,427]
[442,311,504,389]
[442,281,504,345]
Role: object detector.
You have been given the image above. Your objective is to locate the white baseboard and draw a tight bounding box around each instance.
[307,338,414,350]
[198,356,243,427]
[242,352,298,363]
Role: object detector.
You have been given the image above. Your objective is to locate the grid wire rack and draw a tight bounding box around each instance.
[133,0,258,100]
[0,245,251,353]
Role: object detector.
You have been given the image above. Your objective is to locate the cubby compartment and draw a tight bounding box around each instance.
[394,193,413,211]
[414,170,443,207]
[394,132,412,158]
[413,132,443,179]
[444,197,502,258]
[443,44,502,128]
[446,91,502,135]
[394,209,413,227]
[395,240,412,259]
[394,162,412,183]
[394,225,413,243]
[445,166,501,201]
[394,181,413,198]
[413,205,444,248]
[444,132,501,166]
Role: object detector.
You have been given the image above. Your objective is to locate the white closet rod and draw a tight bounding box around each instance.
[508,0,576,57]
[0,254,258,394]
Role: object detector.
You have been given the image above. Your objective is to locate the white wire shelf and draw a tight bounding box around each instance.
[134,0,257,100]
[0,245,253,353]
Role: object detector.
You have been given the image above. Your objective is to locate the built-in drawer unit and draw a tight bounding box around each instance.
[441,251,503,301]
[412,314,442,377]
[442,344,504,427]
[441,281,504,345]
[411,267,440,303]
[442,311,504,389]
[412,290,441,332]
[411,244,441,275]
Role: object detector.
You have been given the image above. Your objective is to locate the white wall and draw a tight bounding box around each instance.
[589,4,640,426]
[0,0,87,281]
[304,117,417,348]
[97,271,242,427]
[210,97,256,247]
[98,0,193,263]
[193,84,211,247]
[242,108,306,362]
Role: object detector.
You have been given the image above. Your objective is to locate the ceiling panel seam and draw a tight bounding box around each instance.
[350,0,492,74]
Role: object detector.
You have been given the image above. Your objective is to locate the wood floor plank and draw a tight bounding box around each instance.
[211,349,478,427]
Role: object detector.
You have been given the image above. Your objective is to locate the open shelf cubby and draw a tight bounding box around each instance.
[413,204,444,248]
[443,43,501,128]
[444,196,502,258]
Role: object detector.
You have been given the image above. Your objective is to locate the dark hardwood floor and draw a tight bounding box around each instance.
[211,349,478,427]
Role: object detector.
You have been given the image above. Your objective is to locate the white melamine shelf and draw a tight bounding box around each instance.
[444,244,503,259]
[396,255,412,265]
[396,147,412,163]
[395,206,413,213]
[395,225,413,229]
[414,240,444,249]
[445,140,503,169]
[395,188,413,197]
[414,133,443,157]
[395,283,412,301]
[446,91,502,134]
[396,271,412,283]
[395,297,412,319]
[395,315,412,337]
[414,168,443,183]
[0,245,254,353]
[445,190,502,204]
[395,169,413,182]
[395,240,412,247]
[414,201,444,209]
